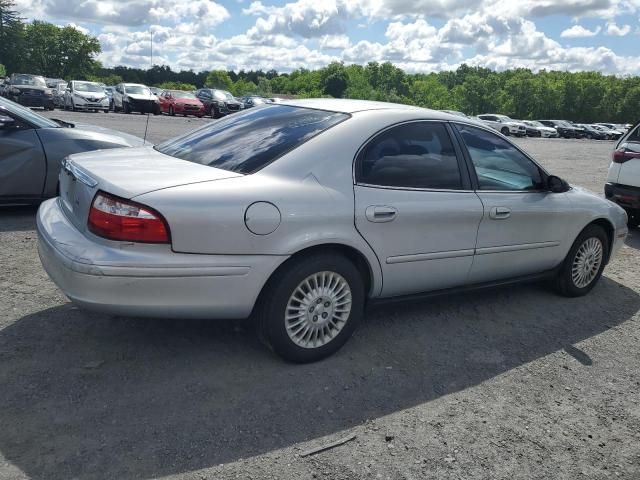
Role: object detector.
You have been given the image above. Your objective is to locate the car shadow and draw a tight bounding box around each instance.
[0,278,638,480]
[625,228,640,249]
[0,205,38,232]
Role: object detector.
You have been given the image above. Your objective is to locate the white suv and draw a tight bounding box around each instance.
[476,114,527,137]
[606,123,640,227]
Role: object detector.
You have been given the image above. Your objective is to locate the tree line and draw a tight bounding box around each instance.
[1,0,638,123]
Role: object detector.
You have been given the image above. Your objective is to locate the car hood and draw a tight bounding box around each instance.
[72,123,146,147]
[13,85,47,91]
[127,93,157,101]
[505,121,526,127]
[176,99,202,105]
[69,146,242,199]
[75,91,106,98]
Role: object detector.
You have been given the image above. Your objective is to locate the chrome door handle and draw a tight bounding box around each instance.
[489,206,511,220]
[365,205,398,223]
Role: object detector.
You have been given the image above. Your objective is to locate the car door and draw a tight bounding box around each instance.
[354,121,484,297]
[454,123,572,284]
[158,91,169,112]
[0,112,46,199]
[114,85,123,109]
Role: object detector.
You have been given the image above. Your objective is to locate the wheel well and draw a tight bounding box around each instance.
[588,218,614,263]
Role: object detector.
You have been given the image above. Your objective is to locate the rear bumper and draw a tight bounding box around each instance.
[36,198,287,319]
[605,183,640,210]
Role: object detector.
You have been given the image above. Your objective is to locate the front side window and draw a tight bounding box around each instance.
[456,124,543,191]
[155,105,348,174]
[356,122,463,190]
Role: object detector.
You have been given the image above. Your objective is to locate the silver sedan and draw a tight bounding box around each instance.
[37,99,628,362]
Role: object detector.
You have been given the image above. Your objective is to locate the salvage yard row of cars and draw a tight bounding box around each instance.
[0,73,276,119]
[1,90,638,362]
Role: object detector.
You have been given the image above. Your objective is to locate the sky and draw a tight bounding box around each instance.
[13,0,640,74]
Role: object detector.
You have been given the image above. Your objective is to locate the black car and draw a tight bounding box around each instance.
[576,124,608,140]
[5,74,54,110]
[195,88,243,118]
[538,120,581,138]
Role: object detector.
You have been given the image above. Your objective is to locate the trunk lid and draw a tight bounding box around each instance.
[59,146,242,232]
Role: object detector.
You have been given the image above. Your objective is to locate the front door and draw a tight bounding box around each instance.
[0,114,46,199]
[354,121,484,297]
[454,123,572,284]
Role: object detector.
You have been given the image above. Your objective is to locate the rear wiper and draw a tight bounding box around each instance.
[51,118,75,128]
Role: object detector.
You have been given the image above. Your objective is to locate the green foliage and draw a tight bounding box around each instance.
[320,62,348,98]
[205,70,232,90]
[0,63,5,77]
[156,81,196,91]
[0,0,24,74]
[87,73,122,86]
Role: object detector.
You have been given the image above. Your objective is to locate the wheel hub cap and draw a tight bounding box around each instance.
[571,237,603,289]
[285,271,352,349]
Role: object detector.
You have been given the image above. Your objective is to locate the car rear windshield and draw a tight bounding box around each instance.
[154,105,348,174]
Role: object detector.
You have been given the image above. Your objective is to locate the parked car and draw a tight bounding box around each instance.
[45,78,66,88]
[596,123,625,138]
[518,120,541,137]
[575,124,608,140]
[240,95,271,109]
[158,90,205,117]
[104,86,115,111]
[476,114,526,136]
[149,87,162,96]
[64,80,110,113]
[605,122,640,227]
[0,96,143,204]
[52,82,68,109]
[5,73,54,110]
[0,78,9,97]
[113,83,160,114]
[538,120,581,138]
[521,120,558,138]
[36,100,627,363]
[592,124,623,140]
[195,88,243,118]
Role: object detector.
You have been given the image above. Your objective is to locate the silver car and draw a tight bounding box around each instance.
[37,99,628,362]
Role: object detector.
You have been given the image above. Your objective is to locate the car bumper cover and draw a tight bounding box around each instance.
[37,198,287,319]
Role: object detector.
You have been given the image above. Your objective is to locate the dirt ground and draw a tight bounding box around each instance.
[1,112,639,480]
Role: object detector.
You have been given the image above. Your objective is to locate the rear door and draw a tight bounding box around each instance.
[454,123,571,283]
[0,112,46,199]
[354,121,484,297]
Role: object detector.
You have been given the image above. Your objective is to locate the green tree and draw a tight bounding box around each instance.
[205,70,232,90]
[256,77,272,96]
[320,61,348,98]
[22,21,100,78]
[156,81,196,91]
[0,63,5,77]
[0,0,24,74]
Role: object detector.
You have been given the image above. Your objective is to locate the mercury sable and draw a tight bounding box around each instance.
[37,99,628,362]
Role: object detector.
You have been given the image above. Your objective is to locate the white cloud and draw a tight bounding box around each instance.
[560,24,601,37]
[605,21,631,35]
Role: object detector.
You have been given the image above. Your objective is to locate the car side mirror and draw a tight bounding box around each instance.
[547,175,569,193]
[0,115,16,129]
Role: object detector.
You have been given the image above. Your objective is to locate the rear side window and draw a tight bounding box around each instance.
[356,122,462,189]
[155,105,348,174]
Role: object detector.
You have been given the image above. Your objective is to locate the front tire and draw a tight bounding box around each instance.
[257,254,365,363]
[500,127,510,136]
[123,102,130,114]
[554,225,608,297]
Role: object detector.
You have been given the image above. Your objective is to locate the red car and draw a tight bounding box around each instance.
[158,90,205,117]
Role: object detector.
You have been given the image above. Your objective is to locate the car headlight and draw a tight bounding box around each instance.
[44,88,53,95]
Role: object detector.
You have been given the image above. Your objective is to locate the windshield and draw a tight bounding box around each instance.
[12,74,46,87]
[171,91,196,99]
[155,105,348,174]
[125,85,151,95]
[0,96,59,128]
[74,82,103,93]
[213,90,234,100]
[496,115,514,122]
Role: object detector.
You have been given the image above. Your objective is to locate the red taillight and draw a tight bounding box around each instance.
[613,147,640,164]
[88,191,170,243]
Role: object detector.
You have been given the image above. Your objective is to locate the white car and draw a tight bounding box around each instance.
[606,123,640,227]
[476,114,526,137]
[112,83,160,115]
[522,120,559,138]
[65,81,110,113]
[52,82,67,108]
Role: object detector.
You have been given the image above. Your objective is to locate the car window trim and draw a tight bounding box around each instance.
[352,119,473,192]
[451,121,550,193]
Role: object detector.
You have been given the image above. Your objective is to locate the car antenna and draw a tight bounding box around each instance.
[143,29,153,145]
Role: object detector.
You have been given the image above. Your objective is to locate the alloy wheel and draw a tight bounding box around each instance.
[571,237,603,288]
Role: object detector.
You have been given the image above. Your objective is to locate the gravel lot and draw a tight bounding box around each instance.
[1,111,639,480]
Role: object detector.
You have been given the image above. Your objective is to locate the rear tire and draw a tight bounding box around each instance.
[627,209,640,229]
[257,254,365,363]
[553,224,608,297]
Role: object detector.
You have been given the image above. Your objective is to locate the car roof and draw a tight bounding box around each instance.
[277,98,440,114]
